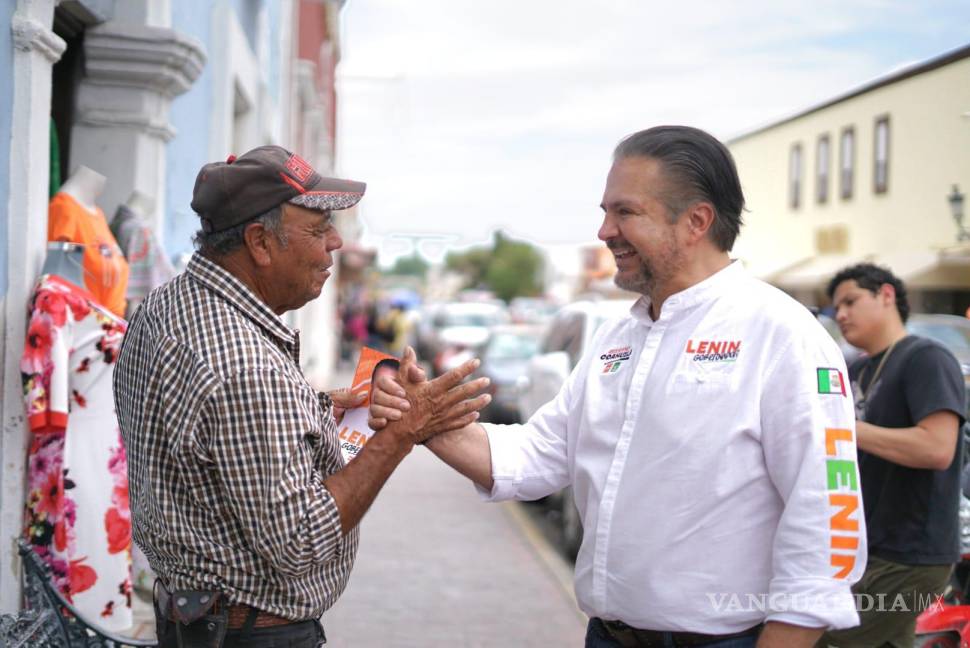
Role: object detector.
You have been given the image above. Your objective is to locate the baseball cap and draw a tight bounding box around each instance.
[191,145,366,233]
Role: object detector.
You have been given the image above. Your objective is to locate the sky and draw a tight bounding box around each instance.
[335,0,970,268]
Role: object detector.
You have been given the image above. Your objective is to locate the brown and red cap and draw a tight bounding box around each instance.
[191,145,366,233]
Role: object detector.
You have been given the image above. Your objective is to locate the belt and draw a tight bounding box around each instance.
[598,619,763,647]
[165,600,294,630]
[219,602,294,630]
[156,581,295,630]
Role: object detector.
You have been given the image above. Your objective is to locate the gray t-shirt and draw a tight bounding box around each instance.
[853,335,967,565]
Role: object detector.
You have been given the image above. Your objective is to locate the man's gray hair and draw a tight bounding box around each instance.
[192,205,288,258]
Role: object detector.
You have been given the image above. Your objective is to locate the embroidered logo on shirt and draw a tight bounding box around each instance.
[816,367,846,396]
[685,339,741,363]
[600,346,632,373]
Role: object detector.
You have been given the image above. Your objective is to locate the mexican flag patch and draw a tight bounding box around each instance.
[817,367,846,396]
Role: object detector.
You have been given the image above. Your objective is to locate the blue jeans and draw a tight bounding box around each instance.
[585,618,759,648]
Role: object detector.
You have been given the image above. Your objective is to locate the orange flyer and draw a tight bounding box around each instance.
[339,347,400,463]
[349,346,399,406]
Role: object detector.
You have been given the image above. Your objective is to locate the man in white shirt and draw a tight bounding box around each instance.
[372,126,866,647]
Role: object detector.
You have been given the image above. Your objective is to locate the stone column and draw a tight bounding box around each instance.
[1,0,65,613]
[69,21,205,241]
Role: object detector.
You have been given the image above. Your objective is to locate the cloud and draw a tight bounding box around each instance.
[336,0,970,263]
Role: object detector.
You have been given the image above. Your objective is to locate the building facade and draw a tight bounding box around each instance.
[167,0,350,388]
[0,0,351,614]
[288,0,353,387]
[729,44,970,313]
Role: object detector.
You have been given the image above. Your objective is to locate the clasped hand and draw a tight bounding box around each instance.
[369,347,491,445]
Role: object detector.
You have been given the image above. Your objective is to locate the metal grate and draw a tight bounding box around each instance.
[0,540,157,648]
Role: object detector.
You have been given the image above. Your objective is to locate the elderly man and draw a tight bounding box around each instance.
[372,126,867,647]
[114,146,488,647]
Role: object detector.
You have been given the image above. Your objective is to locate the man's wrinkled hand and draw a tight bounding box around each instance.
[372,347,490,444]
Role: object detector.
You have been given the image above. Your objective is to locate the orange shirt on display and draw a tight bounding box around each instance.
[48,192,129,317]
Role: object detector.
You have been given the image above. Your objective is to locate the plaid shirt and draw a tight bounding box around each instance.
[114,253,357,620]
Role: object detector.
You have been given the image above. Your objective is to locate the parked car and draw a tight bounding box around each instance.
[516,300,633,422]
[508,297,559,325]
[426,302,510,375]
[815,312,864,367]
[516,299,634,558]
[907,314,970,367]
[474,325,542,424]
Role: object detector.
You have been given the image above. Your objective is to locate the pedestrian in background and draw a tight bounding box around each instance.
[113,145,489,647]
[347,305,370,355]
[371,126,865,647]
[818,263,966,648]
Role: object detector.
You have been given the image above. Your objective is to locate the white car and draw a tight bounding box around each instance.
[516,299,634,558]
[428,302,510,374]
[517,299,634,422]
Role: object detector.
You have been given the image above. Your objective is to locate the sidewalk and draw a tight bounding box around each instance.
[324,447,587,647]
[128,366,586,645]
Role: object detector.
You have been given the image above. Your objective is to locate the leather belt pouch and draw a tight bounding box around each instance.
[169,588,228,648]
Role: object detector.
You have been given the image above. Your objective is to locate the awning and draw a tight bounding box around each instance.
[767,254,864,292]
[879,246,970,289]
[767,245,970,292]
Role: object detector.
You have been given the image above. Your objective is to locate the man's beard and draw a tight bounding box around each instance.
[610,240,684,296]
[614,255,655,294]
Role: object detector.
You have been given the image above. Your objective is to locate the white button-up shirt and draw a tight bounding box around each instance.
[482,262,865,633]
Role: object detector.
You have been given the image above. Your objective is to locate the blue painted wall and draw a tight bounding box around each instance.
[230,0,259,52]
[227,0,283,111]
[0,0,14,298]
[265,1,282,105]
[166,0,284,261]
[166,1,215,260]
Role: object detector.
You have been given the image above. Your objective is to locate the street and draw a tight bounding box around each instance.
[324,446,587,647]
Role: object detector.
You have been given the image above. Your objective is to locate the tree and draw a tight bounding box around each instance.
[446,231,545,302]
[445,246,491,288]
[388,253,429,278]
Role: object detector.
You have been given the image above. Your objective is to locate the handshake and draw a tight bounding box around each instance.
[363,346,493,447]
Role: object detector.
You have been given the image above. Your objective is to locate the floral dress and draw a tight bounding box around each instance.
[21,274,132,631]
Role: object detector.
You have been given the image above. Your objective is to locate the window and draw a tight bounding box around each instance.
[874,116,890,194]
[839,127,855,199]
[789,144,802,209]
[816,135,830,204]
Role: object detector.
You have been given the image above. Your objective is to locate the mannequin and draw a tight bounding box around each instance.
[39,241,85,287]
[58,165,106,213]
[49,166,129,317]
[111,190,174,318]
[23,246,133,632]
[123,189,154,218]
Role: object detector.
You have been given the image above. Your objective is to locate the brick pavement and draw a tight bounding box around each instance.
[324,447,587,647]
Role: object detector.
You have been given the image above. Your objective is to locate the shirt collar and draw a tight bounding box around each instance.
[186,252,298,348]
[630,259,745,324]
